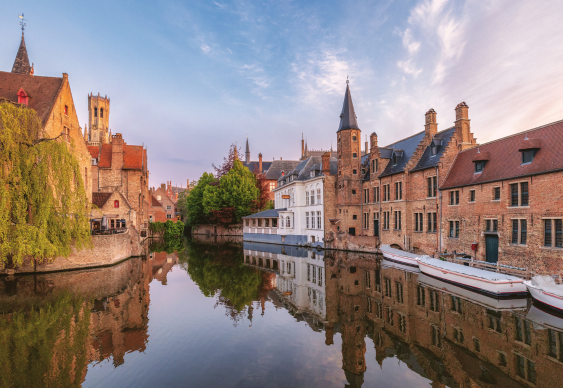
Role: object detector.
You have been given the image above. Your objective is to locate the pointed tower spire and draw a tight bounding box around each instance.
[305,140,308,157]
[12,32,32,75]
[245,136,250,164]
[337,81,360,132]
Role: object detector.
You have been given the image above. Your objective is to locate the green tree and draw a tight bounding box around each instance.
[203,160,259,224]
[0,102,91,266]
[185,172,215,226]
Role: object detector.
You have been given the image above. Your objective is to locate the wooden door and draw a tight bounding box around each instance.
[485,235,498,263]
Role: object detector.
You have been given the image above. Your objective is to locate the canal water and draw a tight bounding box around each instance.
[1,236,562,388]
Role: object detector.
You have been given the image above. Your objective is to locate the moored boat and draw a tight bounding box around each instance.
[524,276,563,313]
[417,273,527,310]
[418,257,528,297]
[379,245,427,268]
[381,258,420,273]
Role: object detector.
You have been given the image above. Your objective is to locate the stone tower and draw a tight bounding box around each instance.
[87,93,111,145]
[336,81,363,232]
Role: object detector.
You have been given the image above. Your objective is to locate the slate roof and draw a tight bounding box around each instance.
[379,131,426,178]
[0,71,63,125]
[243,208,287,218]
[96,143,146,171]
[277,156,338,184]
[92,192,112,208]
[11,35,32,75]
[337,83,360,132]
[244,161,273,174]
[411,127,456,172]
[442,120,563,189]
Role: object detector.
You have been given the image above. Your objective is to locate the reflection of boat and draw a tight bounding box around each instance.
[381,258,420,273]
[379,245,427,268]
[417,274,527,310]
[524,276,563,313]
[418,258,527,297]
[526,304,563,331]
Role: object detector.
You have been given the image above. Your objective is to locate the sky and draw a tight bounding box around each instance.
[1,0,563,187]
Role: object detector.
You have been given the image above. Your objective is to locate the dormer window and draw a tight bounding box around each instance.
[17,88,29,105]
[522,150,536,164]
[519,137,541,165]
[310,171,315,178]
[475,161,486,173]
[472,149,490,174]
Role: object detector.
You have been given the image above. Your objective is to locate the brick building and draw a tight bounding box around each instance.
[88,133,149,232]
[150,183,178,221]
[0,32,92,203]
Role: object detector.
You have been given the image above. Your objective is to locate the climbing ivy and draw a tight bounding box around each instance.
[0,102,91,266]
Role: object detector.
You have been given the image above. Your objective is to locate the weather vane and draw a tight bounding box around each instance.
[19,13,27,35]
[346,74,349,84]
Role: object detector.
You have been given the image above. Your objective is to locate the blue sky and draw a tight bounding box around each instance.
[1,1,562,187]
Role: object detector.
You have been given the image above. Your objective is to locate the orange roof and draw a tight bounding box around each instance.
[97,144,112,168]
[87,145,100,159]
[97,143,146,171]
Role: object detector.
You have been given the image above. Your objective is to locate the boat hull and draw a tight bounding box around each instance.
[525,282,563,313]
[418,261,528,298]
[382,258,420,273]
[380,251,419,268]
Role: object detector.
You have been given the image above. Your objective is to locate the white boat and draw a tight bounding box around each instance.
[524,276,563,313]
[379,245,427,268]
[526,304,563,331]
[418,257,528,297]
[417,273,527,310]
[381,258,420,273]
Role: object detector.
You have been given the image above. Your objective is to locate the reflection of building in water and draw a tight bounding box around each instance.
[243,242,327,328]
[149,251,179,285]
[325,250,563,388]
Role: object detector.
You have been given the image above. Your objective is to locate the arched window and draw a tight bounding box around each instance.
[114,200,119,208]
[94,107,98,118]
[286,216,291,227]
[100,108,104,118]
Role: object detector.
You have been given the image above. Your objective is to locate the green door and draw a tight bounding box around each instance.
[485,235,498,263]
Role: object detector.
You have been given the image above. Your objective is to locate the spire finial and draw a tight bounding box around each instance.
[346,75,349,84]
[19,13,27,36]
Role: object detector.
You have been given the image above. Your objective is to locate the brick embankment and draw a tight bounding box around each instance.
[3,227,145,275]
[192,224,243,236]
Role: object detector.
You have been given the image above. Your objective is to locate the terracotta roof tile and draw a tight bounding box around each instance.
[123,145,144,170]
[442,120,563,189]
[151,195,162,207]
[97,144,112,168]
[87,145,100,159]
[0,71,63,125]
[92,192,112,208]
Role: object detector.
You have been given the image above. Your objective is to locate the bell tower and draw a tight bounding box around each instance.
[87,92,111,145]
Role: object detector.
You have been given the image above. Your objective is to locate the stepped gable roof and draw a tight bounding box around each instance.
[92,192,112,208]
[264,160,301,180]
[411,126,456,172]
[379,130,426,178]
[442,120,563,189]
[12,35,32,75]
[337,83,360,132]
[88,145,100,159]
[0,71,63,125]
[244,161,273,174]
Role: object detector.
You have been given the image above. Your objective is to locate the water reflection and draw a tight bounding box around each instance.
[1,238,563,387]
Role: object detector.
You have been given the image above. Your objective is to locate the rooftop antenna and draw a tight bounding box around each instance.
[19,13,27,36]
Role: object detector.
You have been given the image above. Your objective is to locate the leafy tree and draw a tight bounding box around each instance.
[212,143,243,179]
[176,190,189,222]
[203,160,259,224]
[0,102,91,266]
[185,172,215,226]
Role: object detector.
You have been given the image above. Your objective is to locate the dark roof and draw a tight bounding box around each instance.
[264,160,302,180]
[337,83,360,132]
[277,156,338,183]
[244,160,273,174]
[92,192,112,208]
[243,208,286,218]
[411,127,455,172]
[12,35,32,75]
[379,131,425,178]
[378,148,393,159]
[442,120,563,189]
[0,71,63,125]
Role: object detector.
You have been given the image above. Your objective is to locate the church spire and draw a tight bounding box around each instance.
[245,136,250,164]
[337,81,360,132]
[12,14,33,75]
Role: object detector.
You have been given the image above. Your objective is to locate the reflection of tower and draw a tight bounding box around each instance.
[248,304,254,328]
[87,92,111,145]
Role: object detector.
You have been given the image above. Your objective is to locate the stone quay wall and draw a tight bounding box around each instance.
[3,227,144,275]
[192,223,243,236]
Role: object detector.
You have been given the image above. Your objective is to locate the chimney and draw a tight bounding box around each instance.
[454,102,473,150]
[301,133,304,158]
[322,152,331,175]
[259,153,263,173]
[111,133,124,169]
[365,136,368,155]
[161,183,165,190]
[187,179,190,188]
[280,157,282,160]
[425,109,438,137]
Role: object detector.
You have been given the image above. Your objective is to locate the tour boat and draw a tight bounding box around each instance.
[379,245,427,268]
[524,276,563,313]
[417,257,528,297]
[417,273,527,310]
